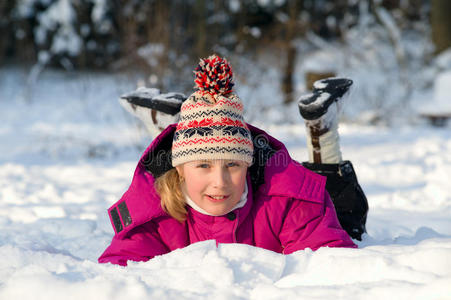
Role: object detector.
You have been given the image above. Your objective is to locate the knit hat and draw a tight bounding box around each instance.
[171,55,254,167]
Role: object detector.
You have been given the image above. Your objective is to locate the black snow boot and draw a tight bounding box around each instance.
[298,78,353,120]
[119,87,187,137]
[302,160,368,241]
[120,88,187,116]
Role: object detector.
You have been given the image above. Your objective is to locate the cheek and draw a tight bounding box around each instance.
[232,170,247,191]
[181,167,203,193]
[185,177,206,197]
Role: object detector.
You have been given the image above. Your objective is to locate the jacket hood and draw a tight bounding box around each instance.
[107,123,326,239]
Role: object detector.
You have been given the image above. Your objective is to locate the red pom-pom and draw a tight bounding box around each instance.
[194,55,234,96]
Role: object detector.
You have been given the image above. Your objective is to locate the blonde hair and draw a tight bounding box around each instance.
[154,168,187,222]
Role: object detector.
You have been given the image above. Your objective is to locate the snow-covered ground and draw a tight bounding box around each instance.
[0,66,450,299]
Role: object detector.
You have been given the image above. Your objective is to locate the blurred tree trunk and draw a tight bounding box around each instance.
[0,2,11,64]
[116,1,139,64]
[154,0,170,77]
[195,0,207,58]
[431,0,451,54]
[282,0,302,104]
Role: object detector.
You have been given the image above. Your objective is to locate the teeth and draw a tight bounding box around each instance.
[209,195,226,200]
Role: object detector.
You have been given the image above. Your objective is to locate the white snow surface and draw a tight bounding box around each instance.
[1,66,451,299]
[417,71,451,115]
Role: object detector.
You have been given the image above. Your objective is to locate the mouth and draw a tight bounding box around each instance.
[205,194,230,203]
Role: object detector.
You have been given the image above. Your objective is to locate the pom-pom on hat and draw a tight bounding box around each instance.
[171,55,254,167]
[194,55,234,95]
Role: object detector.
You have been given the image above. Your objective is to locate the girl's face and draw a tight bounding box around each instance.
[176,159,248,216]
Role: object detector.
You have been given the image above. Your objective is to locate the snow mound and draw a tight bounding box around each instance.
[1,240,450,299]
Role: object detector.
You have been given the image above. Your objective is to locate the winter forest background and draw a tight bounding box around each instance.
[1,1,451,299]
[3,0,451,122]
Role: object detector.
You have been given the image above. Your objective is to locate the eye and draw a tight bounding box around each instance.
[226,161,240,168]
[197,163,210,168]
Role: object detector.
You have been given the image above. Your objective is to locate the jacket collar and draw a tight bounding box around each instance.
[245,124,326,202]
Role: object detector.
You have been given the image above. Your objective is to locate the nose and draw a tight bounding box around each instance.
[212,166,229,188]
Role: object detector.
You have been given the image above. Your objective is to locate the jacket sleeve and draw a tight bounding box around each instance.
[279,192,357,254]
[98,221,170,266]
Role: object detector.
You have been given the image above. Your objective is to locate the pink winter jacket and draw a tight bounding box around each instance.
[98,124,356,266]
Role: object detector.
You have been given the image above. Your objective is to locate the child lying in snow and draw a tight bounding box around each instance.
[98,55,364,266]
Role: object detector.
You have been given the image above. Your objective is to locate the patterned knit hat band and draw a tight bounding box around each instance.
[171,55,254,167]
[177,93,244,123]
[171,146,254,166]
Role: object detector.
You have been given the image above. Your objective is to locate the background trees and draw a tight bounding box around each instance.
[1,0,443,123]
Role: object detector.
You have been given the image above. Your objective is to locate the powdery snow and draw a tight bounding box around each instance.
[0,66,450,299]
[418,71,451,115]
